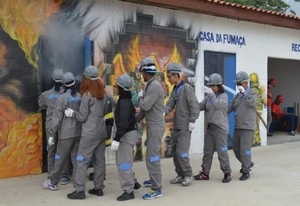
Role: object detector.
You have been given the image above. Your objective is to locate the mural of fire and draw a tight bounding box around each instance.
[0,0,63,178]
[101,13,198,159]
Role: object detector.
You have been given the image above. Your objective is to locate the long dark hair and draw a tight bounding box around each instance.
[218,84,225,93]
[54,81,61,92]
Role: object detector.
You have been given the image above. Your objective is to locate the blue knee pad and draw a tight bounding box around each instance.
[245,150,251,156]
[55,154,61,160]
[149,155,160,162]
[119,163,131,171]
[220,146,228,152]
[76,154,84,162]
[180,152,189,158]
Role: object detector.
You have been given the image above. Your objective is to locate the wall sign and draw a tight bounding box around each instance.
[292,43,300,52]
[198,31,246,47]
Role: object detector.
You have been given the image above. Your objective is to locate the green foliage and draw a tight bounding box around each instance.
[223,0,290,13]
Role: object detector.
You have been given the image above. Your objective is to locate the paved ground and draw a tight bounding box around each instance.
[1,135,300,206]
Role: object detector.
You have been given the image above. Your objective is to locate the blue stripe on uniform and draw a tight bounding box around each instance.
[119,163,131,171]
[76,154,84,161]
[180,152,189,158]
[245,150,251,156]
[221,146,228,152]
[55,154,61,160]
[150,156,160,162]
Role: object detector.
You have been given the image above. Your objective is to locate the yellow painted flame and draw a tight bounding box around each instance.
[0,0,64,69]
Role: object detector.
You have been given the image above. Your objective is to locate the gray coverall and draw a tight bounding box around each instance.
[38,87,63,175]
[114,97,139,193]
[164,82,199,178]
[136,77,165,192]
[199,92,231,175]
[228,87,257,173]
[48,90,82,185]
[73,93,107,192]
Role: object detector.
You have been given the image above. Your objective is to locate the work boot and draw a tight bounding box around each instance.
[117,191,135,201]
[88,188,104,196]
[222,173,232,183]
[239,173,250,181]
[67,191,86,199]
[240,162,254,173]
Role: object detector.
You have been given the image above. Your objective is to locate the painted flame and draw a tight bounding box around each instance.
[0,0,63,69]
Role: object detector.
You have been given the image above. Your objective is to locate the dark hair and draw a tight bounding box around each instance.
[64,84,77,97]
[218,84,225,93]
[54,81,61,92]
[118,85,132,99]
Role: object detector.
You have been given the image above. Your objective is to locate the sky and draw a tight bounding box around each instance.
[284,0,300,16]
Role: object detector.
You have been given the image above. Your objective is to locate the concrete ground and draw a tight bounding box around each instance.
[1,135,300,206]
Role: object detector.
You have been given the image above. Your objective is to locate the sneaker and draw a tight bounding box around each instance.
[134,181,141,190]
[194,171,209,180]
[143,190,163,200]
[42,179,58,191]
[143,180,153,187]
[222,173,231,183]
[117,191,135,201]
[169,176,184,184]
[181,176,193,186]
[239,173,250,181]
[88,188,103,196]
[67,190,86,199]
[289,131,296,136]
[61,176,71,185]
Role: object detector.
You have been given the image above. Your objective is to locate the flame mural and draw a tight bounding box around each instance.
[0,0,63,178]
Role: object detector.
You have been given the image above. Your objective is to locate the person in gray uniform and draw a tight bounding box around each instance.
[164,62,199,186]
[228,71,257,181]
[42,72,81,191]
[65,65,107,199]
[110,74,141,201]
[38,69,64,177]
[136,57,165,200]
[193,73,232,183]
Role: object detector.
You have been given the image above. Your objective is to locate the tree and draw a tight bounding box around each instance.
[223,0,290,13]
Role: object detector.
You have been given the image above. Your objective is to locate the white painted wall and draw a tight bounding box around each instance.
[90,0,300,153]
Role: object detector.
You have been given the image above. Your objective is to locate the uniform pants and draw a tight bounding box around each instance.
[50,137,80,185]
[146,125,164,191]
[46,128,71,177]
[172,128,193,177]
[201,124,231,175]
[116,142,135,193]
[232,129,254,173]
[74,136,106,192]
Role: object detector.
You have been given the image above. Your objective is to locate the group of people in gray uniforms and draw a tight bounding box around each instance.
[40,56,257,201]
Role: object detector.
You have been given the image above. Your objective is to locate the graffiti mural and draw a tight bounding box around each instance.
[250,72,267,145]
[0,0,63,178]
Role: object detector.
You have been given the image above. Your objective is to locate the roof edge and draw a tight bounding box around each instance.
[120,0,300,30]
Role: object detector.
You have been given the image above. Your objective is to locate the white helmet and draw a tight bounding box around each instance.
[117,74,132,91]
[167,62,181,74]
[234,71,249,82]
[62,72,75,87]
[139,57,156,73]
[83,65,98,80]
[51,69,63,82]
[207,73,222,85]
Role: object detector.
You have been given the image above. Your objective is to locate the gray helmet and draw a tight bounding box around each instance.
[166,62,181,74]
[83,65,98,80]
[207,73,222,85]
[235,71,249,82]
[117,74,132,91]
[139,57,156,73]
[62,72,75,87]
[51,69,64,82]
